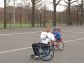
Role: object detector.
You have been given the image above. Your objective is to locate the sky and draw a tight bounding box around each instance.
[0,0,3,7]
[0,0,82,12]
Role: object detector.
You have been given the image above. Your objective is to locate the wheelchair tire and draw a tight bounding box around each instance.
[58,42,64,51]
[40,48,54,61]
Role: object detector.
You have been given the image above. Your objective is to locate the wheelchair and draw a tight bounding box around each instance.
[31,41,54,61]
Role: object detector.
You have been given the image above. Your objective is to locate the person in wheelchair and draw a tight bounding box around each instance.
[52,26,63,42]
[32,26,55,58]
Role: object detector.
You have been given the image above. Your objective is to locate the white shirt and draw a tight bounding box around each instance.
[40,32,55,44]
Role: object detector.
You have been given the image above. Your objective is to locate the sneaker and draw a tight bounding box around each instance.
[34,56,39,59]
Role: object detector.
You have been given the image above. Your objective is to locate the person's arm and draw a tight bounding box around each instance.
[50,33,55,41]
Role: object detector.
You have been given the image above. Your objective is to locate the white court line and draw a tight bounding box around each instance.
[64,38,84,43]
[0,47,32,54]
[0,37,84,54]
[0,31,83,36]
[78,32,83,34]
[0,31,41,36]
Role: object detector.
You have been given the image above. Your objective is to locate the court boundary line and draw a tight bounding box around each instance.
[0,37,84,54]
[0,31,83,36]
[0,31,41,36]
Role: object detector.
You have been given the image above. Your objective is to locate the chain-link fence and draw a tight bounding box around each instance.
[0,9,84,29]
[0,0,84,29]
[0,12,31,28]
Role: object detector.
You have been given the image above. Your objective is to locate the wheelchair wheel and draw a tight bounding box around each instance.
[40,47,54,61]
[58,42,64,51]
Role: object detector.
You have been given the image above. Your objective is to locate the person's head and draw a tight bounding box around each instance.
[56,26,61,32]
[45,26,51,32]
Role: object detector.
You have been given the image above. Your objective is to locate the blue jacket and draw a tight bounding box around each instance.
[53,31,61,39]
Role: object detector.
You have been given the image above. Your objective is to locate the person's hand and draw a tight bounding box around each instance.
[46,36,48,38]
[54,39,56,41]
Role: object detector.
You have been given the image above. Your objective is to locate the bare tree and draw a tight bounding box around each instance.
[75,0,84,25]
[31,0,42,27]
[52,0,62,26]
[43,4,47,27]
[38,4,47,27]
[80,0,84,25]
[77,0,84,25]
[4,0,7,28]
[40,0,61,26]
[3,0,10,29]
[64,0,78,25]
[6,0,11,6]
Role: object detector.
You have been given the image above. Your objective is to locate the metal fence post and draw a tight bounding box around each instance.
[40,11,42,27]
[29,14,30,28]
[10,13,11,28]
[20,14,22,28]
[4,0,7,29]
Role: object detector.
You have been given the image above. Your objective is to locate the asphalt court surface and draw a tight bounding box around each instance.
[0,26,84,63]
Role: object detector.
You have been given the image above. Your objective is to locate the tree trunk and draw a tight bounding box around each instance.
[80,1,83,25]
[43,6,46,27]
[53,0,56,26]
[68,3,72,25]
[43,12,46,27]
[77,10,78,25]
[4,0,7,28]
[40,12,41,27]
[31,0,35,27]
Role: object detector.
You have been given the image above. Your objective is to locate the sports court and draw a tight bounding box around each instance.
[0,26,84,63]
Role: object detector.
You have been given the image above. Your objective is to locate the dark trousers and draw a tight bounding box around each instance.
[32,43,39,56]
[32,43,48,56]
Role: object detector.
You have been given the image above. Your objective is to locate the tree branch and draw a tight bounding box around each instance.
[64,0,68,4]
[70,0,78,4]
[35,2,43,8]
[21,0,30,5]
[59,3,68,6]
[46,1,53,4]
[6,0,11,5]
[76,1,81,6]
[35,0,41,4]
[56,0,62,6]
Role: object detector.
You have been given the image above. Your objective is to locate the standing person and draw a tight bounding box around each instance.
[32,26,55,58]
